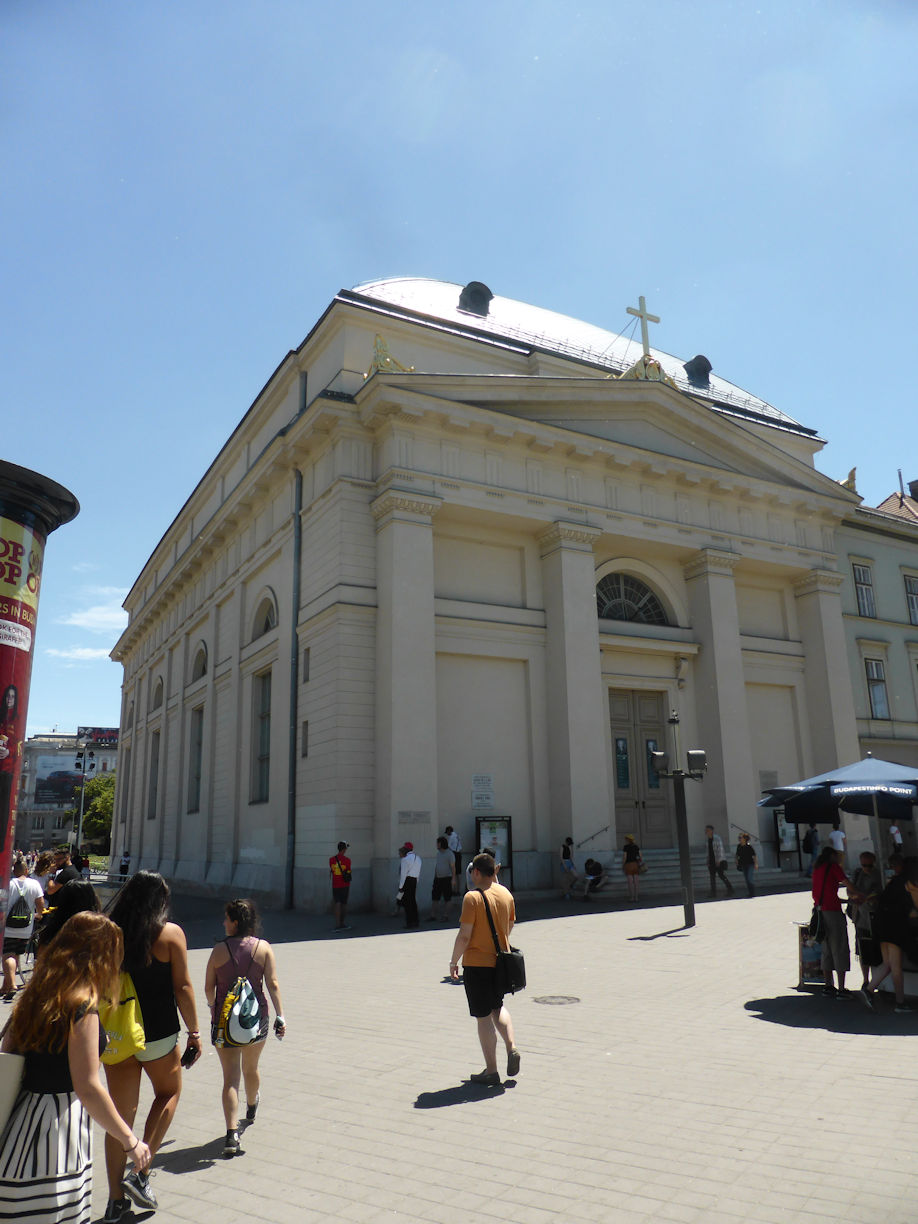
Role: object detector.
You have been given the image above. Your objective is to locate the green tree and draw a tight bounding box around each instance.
[79,770,117,848]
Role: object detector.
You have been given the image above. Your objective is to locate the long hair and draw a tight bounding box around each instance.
[36,880,101,950]
[8,912,122,1054]
[225,897,259,938]
[109,871,170,968]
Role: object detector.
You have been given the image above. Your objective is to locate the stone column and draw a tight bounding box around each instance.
[683,548,757,832]
[539,522,610,847]
[371,489,441,902]
[792,570,860,770]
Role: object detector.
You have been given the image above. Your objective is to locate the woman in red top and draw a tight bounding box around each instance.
[811,847,851,997]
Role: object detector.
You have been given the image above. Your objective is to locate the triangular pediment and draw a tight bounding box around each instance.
[363,372,852,504]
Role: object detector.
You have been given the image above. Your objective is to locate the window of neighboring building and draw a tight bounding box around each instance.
[252,671,271,803]
[54,813,69,830]
[596,574,670,625]
[905,575,918,626]
[120,748,131,823]
[191,645,207,682]
[147,731,161,819]
[865,658,890,719]
[252,597,277,641]
[31,814,45,830]
[188,706,204,813]
[853,564,876,618]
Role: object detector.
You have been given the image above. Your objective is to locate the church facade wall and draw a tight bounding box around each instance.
[111,287,913,908]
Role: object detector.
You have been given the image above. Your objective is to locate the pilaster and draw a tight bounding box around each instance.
[538,522,610,846]
[683,547,757,831]
[792,569,860,769]
[371,489,442,881]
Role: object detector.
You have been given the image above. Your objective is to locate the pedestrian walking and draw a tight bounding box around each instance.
[449,852,520,1086]
[428,836,456,922]
[559,837,579,899]
[329,841,352,931]
[204,898,286,1158]
[735,834,758,896]
[0,912,151,1222]
[397,842,422,928]
[622,834,642,903]
[802,823,819,876]
[705,825,734,897]
[103,871,202,1221]
[2,855,44,998]
[445,825,463,890]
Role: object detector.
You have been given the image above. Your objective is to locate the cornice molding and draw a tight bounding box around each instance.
[792,569,844,599]
[537,521,601,557]
[370,488,443,527]
[682,547,741,581]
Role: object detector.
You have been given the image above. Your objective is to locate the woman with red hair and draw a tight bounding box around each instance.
[0,911,150,1222]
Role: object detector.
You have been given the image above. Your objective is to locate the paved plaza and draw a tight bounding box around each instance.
[87,885,917,1224]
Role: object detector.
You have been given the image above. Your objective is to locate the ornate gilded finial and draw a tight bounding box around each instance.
[626,295,660,357]
[841,467,858,493]
[365,334,415,379]
[614,352,677,388]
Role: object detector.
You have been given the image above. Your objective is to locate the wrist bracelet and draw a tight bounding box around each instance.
[187,1031,200,1037]
[123,1137,138,1153]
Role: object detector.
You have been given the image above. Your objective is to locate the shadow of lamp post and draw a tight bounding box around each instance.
[650,711,706,930]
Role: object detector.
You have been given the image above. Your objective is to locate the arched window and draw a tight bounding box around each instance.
[596,574,670,626]
[252,596,277,641]
[191,644,207,682]
[150,679,163,711]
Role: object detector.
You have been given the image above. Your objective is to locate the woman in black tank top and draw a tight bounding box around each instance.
[102,872,201,1221]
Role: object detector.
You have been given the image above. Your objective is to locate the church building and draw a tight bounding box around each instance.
[111,278,916,907]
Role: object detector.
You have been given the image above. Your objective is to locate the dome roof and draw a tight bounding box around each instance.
[346,276,815,438]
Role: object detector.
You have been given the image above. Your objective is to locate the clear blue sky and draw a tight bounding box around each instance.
[3,0,916,736]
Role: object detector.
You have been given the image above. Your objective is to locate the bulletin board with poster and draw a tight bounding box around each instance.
[475,816,513,889]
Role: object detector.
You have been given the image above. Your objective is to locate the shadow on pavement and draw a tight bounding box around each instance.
[153,1135,225,1175]
[414,1080,516,1108]
[745,991,918,1035]
[628,926,692,941]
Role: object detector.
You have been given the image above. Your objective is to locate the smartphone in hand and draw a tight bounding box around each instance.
[180,1046,197,1068]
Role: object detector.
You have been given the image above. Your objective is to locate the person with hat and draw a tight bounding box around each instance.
[397,842,422,928]
[329,841,352,931]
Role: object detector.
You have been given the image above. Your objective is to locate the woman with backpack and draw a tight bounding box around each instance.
[204,897,286,1158]
[102,872,201,1223]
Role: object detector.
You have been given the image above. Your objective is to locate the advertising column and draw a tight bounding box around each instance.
[0,460,79,929]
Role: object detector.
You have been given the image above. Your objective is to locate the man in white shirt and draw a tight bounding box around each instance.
[3,857,45,998]
[397,842,422,928]
[828,821,847,857]
[890,824,904,856]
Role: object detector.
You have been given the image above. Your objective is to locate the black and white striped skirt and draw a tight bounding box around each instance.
[0,1089,92,1223]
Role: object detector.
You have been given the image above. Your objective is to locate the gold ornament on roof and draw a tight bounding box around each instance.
[365,334,415,379]
[616,352,678,388]
[840,467,858,493]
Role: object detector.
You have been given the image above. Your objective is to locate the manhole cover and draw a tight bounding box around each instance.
[533,995,580,1005]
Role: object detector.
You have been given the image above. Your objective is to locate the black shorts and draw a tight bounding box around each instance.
[332,885,350,905]
[431,876,452,901]
[463,965,504,1018]
[2,936,29,957]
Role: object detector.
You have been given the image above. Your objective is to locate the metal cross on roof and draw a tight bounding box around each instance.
[626,295,660,357]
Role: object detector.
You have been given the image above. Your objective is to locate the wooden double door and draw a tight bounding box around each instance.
[609,689,673,849]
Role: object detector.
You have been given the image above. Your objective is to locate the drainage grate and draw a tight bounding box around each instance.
[533,995,580,1005]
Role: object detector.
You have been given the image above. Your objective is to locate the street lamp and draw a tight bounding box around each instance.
[649,711,707,929]
[74,741,95,858]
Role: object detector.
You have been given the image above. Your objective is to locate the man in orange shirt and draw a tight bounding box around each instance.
[449,853,520,1086]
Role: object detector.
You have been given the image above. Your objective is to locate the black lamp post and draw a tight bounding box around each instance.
[650,711,707,929]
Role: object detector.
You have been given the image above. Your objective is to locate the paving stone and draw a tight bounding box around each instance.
[84,889,918,1224]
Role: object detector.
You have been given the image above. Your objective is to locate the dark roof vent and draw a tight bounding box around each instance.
[458,281,493,317]
[909,479,918,502]
[683,354,712,388]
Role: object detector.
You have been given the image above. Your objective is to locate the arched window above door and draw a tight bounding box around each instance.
[252,594,277,641]
[191,644,207,682]
[596,573,670,626]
